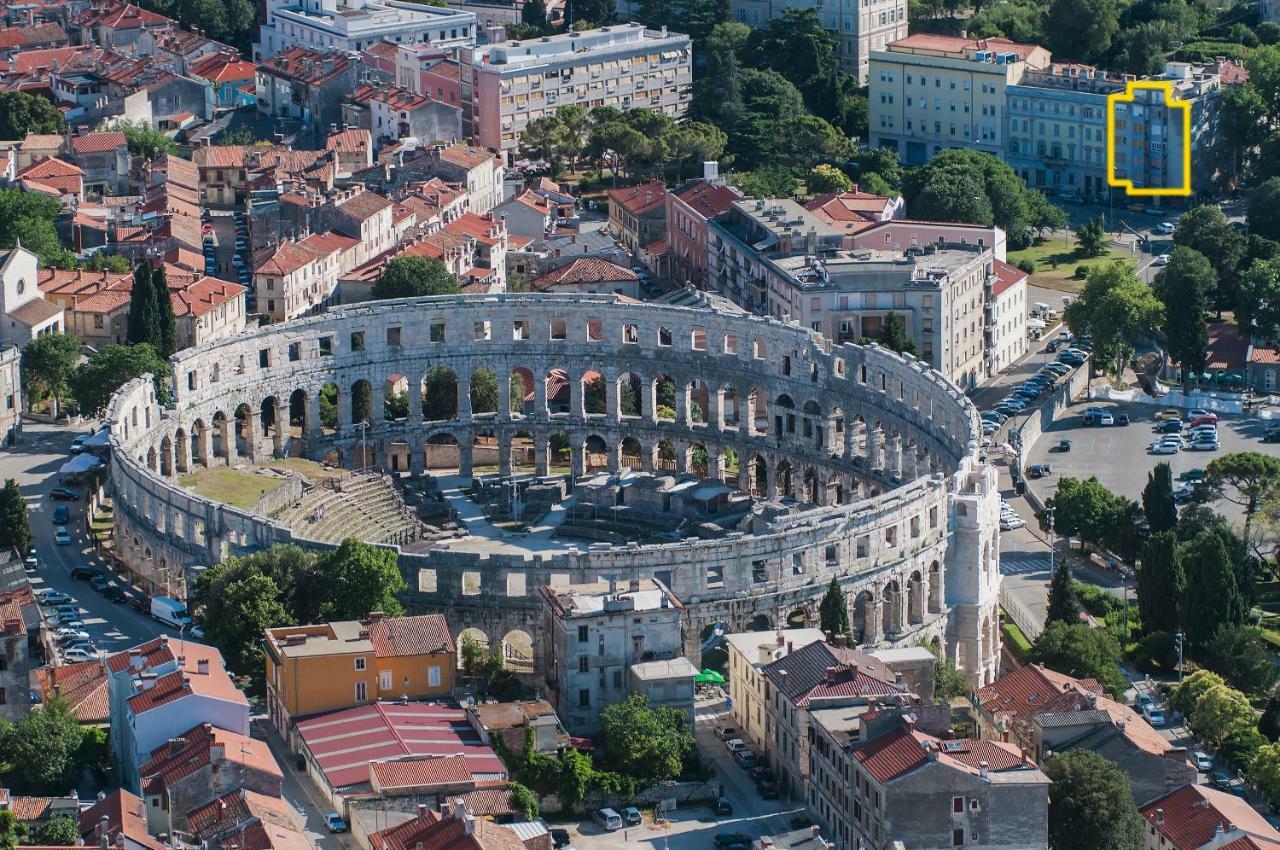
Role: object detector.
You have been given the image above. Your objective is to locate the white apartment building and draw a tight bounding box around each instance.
[868,34,1051,165]
[986,259,1027,379]
[538,578,685,735]
[0,345,19,446]
[254,0,476,60]
[461,23,692,153]
[728,0,907,84]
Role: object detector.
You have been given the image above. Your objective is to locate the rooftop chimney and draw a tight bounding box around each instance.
[197,658,209,675]
[98,816,110,850]
[1155,808,1164,825]
[368,611,385,621]
[978,760,989,780]
[776,632,785,647]
[418,804,427,818]
[833,634,847,648]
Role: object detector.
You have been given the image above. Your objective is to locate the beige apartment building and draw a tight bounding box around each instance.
[461,23,692,153]
[725,628,826,752]
[728,0,907,83]
[867,34,1050,165]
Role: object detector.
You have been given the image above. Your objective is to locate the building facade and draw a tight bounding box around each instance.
[263,612,456,736]
[728,0,906,83]
[0,345,19,445]
[253,0,475,60]
[461,24,691,153]
[539,578,685,734]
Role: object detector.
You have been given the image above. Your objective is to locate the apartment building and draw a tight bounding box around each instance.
[0,345,19,446]
[706,198,994,390]
[461,23,692,153]
[368,86,462,145]
[1141,784,1280,850]
[725,628,827,751]
[252,230,360,322]
[986,260,1027,379]
[0,586,38,723]
[1006,61,1224,198]
[666,177,743,289]
[810,714,1050,850]
[263,612,456,736]
[538,578,685,735]
[868,34,1051,165]
[728,0,906,83]
[254,0,475,60]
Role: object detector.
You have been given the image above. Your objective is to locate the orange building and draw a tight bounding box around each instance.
[264,612,456,737]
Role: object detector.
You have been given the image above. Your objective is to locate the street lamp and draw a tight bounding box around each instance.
[1174,632,1185,683]
[1045,506,1056,579]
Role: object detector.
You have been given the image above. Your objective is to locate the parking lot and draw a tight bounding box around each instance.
[1022,400,1280,523]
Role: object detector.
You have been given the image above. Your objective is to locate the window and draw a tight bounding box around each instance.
[356,681,367,701]
[952,797,964,813]
[380,670,392,690]
[350,331,364,351]
[578,689,591,708]
[952,829,964,847]
[319,335,333,356]
[355,657,366,671]
[258,348,270,368]
[387,326,402,346]
[578,625,589,642]
[428,666,441,687]
[579,655,589,673]
[288,342,301,362]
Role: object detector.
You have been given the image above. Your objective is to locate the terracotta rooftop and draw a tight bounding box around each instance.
[339,189,393,221]
[368,612,455,656]
[371,755,473,792]
[70,131,127,154]
[991,258,1028,297]
[33,660,109,724]
[762,641,902,707]
[1141,783,1280,850]
[189,52,256,83]
[78,790,165,850]
[370,810,526,850]
[853,724,1034,783]
[533,257,636,290]
[671,179,742,219]
[326,128,371,153]
[8,296,62,327]
[608,180,667,216]
[888,33,1046,66]
[258,46,350,86]
[187,788,300,843]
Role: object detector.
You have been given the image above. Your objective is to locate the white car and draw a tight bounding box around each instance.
[1000,515,1026,530]
[54,527,72,545]
[1149,441,1180,454]
[1098,413,1114,425]
[1189,439,1221,451]
[1156,222,1177,235]
[62,647,97,663]
[1142,704,1166,727]
[1152,254,1171,266]
[37,589,71,605]
[726,738,747,754]
[55,629,90,644]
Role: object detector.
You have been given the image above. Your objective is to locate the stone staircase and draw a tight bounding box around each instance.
[277,472,427,546]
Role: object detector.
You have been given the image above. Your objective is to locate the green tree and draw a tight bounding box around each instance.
[21,333,81,418]
[85,253,133,273]
[0,811,19,850]
[1042,750,1143,850]
[599,694,694,787]
[1169,669,1226,716]
[871,311,917,356]
[71,343,168,417]
[1251,178,1280,243]
[1074,217,1107,257]
[1142,462,1177,533]
[1064,262,1163,375]
[422,367,458,420]
[113,119,176,160]
[1218,84,1268,183]
[1028,621,1127,698]
[1190,683,1257,746]
[1045,0,1121,63]
[1045,561,1079,628]
[1251,743,1280,805]
[1206,625,1280,696]
[519,115,565,170]
[32,816,79,846]
[1171,205,1243,309]
[734,166,800,198]
[0,479,32,556]
[563,0,613,25]
[808,163,852,194]
[1205,452,1280,545]
[1182,531,1245,648]
[508,782,539,820]
[371,255,460,300]
[313,538,406,621]
[1137,530,1184,635]
[127,263,159,348]
[0,91,63,140]
[1046,476,1116,548]
[12,215,75,269]
[818,577,851,640]
[0,698,98,793]
[520,0,547,25]
[1153,247,1214,375]
[1236,257,1280,339]
[1261,692,1280,741]
[192,543,322,625]
[201,572,291,680]
[1247,45,1280,128]
[152,264,176,357]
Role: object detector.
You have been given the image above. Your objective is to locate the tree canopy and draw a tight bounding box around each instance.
[0,698,107,793]
[21,333,81,419]
[819,578,851,640]
[599,694,694,787]
[1142,462,1178,534]
[1064,262,1163,375]
[1152,246,1213,375]
[1045,561,1079,628]
[1043,750,1143,850]
[0,92,63,140]
[371,255,460,300]
[1028,621,1127,698]
[0,480,32,557]
[71,343,169,418]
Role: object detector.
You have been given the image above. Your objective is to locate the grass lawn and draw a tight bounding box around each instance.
[264,457,345,480]
[179,467,287,510]
[1007,236,1138,293]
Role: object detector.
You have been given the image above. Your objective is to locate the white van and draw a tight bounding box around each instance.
[1034,302,1057,320]
[594,809,624,832]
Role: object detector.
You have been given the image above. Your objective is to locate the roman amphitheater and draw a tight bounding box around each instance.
[106,293,1002,686]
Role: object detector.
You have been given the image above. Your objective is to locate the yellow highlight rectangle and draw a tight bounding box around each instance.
[1105,80,1192,197]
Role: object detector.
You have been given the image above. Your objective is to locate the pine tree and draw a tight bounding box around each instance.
[0,478,32,555]
[152,264,176,357]
[1138,530,1185,635]
[1183,532,1244,649]
[818,577,851,641]
[1045,560,1078,628]
[1142,462,1178,534]
[126,263,158,348]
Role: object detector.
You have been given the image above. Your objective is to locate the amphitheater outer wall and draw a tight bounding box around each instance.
[106,294,1002,686]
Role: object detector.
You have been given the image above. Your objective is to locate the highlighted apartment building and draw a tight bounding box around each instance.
[1106,80,1193,197]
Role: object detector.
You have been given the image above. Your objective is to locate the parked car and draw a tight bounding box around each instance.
[90,574,110,592]
[54,528,72,545]
[1189,438,1221,451]
[1264,427,1280,444]
[1155,408,1183,421]
[69,565,92,579]
[1156,419,1184,433]
[1098,413,1114,426]
[1156,221,1177,235]
[1213,771,1234,791]
[105,585,128,603]
[715,834,751,847]
[594,809,624,832]
[52,505,69,524]
[1116,414,1130,426]
[1000,515,1026,530]
[49,487,79,501]
[735,750,757,768]
[131,595,150,613]
[1149,442,1180,455]
[1194,752,1214,771]
[1142,704,1166,726]
[53,628,88,643]
[1026,464,1052,478]
[23,551,36,570]
[623,807,642,826]
[1153,254,1171,266]
[756,782,780,800]
[38,590,71,605]
[726,738,747,754]
[62,647,96,662]
[1081,413,1099,427]
[714,799,734,817]
[324,814,348,833]
[550,830,571,849]
[54,616,85,630]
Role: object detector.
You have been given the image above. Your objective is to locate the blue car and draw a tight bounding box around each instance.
[324,813,348,833]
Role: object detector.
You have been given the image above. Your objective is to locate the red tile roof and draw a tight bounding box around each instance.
[888,33,1046,65]
[608,180,667,216]
[1141,784,1280,850]
[188,52,256,83]
[1251,346,1280,365]
[33,660,109,724]
[533,257,636,289]
[371,755,473,791]
[851,725,928,782]
[367,613,455,657]
[78,790,165,850]
[0,22,67,49]
[991,258,1028,297]
[670,179,741,219]
[258,46,349,86]
[326,128,371,153]
[763,641,902,707]
[853,725,1033,783]
[1205,322,1247,371]
[70,131,127,154]
[370,811,526,850]
[140,723,280,791]
[187,788,300,842]
[339,189,393,221]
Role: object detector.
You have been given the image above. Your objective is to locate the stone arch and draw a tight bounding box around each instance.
[472,428,497,474]
[210,411,227,458]
[189,419,206,466]
[882,580,900,636]
[689,442,709,478]
[802,467,820,504]
[545,368,570,415]
[457,627,490,668]
[501,629,534,672]
[322,447,343,467]
[907,570,924,625]
[422,368,458,421]
[146,445,158,471]
[721,383,740,427]
[510,367,534,418]
[655,438,676,471]
[159,436,172,476]
[470,367,498,417]
[383,374,409,422]
[349,379,373,425]
[851,590,872,644]
[802,399,823,445]
[687,380,707,424]
[621,436,643,469]
[173,427,188,472]
[786,607,807,629]
[233,402,252,457]
[583,434,609,472]
[928,561,942,614]
[510,430,535,473]
[747,453,768,496]
[775,459,794,499]
[319,382,339,432]
[745,613,771,632]
[288,388,307,435]
[582,370,606,417]
[746,387,768,435]
[652,374,676,421]
[617,371,643,418]
[548,430,571,472]
[260,395,279,437]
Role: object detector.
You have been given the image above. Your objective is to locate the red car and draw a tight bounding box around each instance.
[1190,414,1218,427]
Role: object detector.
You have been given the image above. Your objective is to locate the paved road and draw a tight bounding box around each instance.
[0,422,167,657]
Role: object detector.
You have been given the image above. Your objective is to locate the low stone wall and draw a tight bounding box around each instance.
[253,473,304,518]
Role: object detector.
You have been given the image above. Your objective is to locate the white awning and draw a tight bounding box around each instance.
[1026,318,1047,329]
[59,454,101,475]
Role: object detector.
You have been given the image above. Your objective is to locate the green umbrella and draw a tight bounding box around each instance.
[696,669,725,684]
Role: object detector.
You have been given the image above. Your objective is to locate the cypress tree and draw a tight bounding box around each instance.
[818,577,851,641]
[152,264,176,357]
[1045,560,1078,628]
[1142,463,1178,534]
[0,478,32,555]
[127,263,158,348]
[1137,530,1184,634]
[1182,532,1244,649]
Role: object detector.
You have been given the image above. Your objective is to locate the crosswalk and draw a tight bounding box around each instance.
[1000,555,1054,576]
